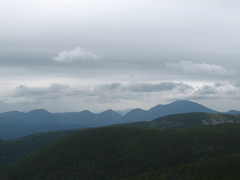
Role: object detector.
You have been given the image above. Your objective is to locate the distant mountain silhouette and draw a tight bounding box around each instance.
[55,109,122,127]
[122,108,148,122]
[227,110,240,114]
[97,109,122,125]
[0,110,83,139]
[122,100,217,122]
[0,100,238,139]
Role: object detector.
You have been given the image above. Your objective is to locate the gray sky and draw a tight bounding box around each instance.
[0,0,239,112]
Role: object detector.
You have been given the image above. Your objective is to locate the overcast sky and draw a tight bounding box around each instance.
[0,0,239,113]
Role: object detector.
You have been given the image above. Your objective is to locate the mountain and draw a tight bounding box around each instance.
[1,112,239,172]
[0,129,82,170]
[122,112,240,128]
[55,110,96,126]
[0,108,124,139]
[122,100,218,122]
[0,110,85,139]
[122,108,148,122]
[227,110,240,114]
[96,109,123,125]
[2,124,240,179]
[0,111,24,117]
[55,109,122,127]
[0,100,238,139]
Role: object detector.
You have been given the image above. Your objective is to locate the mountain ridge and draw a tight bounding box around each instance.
[123,100,218,122]
[0,100,239,139]
[120,112,240,128]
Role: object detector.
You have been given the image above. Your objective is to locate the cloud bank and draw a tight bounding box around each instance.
[0,81,238,112]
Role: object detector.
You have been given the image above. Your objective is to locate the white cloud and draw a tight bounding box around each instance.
[166,61,237,76]
[53,47,100,63]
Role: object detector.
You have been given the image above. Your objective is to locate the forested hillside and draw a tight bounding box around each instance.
[2,124,240,179]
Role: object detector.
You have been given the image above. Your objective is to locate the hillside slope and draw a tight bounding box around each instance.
[0,129,82,170]
[2,124,240,179]
[123,112,240,128]
[1,112,239,171]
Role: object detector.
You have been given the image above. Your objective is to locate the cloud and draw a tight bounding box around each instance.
[8,82,237,103]
[1,81,239,112]
[196,85,218,95]
[234,81,240,87]
[128,82,193,93]
[53,47,100,63]
[95,83,123,91]
[166,61,237,76]
[4,82,191,104]
[9,84,75,103]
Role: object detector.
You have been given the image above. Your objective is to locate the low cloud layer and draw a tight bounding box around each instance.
[0,81,238,112]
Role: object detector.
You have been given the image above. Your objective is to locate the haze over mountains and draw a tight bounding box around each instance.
[0,100,239,139]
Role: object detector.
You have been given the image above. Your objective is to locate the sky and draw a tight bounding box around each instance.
[0,0,239,113]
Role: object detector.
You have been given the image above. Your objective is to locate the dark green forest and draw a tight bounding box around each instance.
[1,122,240,179]
[0,129,81,170]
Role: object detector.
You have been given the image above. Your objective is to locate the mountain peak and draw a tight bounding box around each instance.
[149,100,200,111]
[155,100,216,113]
[227,110,240,115]
[98,109,122,117]
[0,110,22,115]
[102,109,115,113]
[79,110,94,115]
[125,100,218,122]
[28,109,50,114]
[167,100,199,106]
